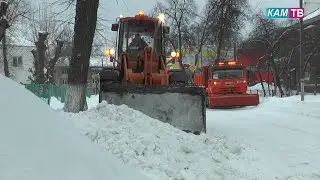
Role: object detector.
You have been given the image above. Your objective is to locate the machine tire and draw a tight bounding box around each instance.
[168,70,187,85]
[99,67,120,83]
[99,68,120,99]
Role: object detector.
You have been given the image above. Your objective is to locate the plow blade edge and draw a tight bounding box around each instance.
[207,94,259,108]
[99,83,206,134]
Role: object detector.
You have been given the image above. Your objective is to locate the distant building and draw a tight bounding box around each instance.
[54,56,107,94]
[0,37,35,83]
[54,45,111,94]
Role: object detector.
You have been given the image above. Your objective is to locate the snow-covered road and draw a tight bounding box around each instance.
[207,96,320,179]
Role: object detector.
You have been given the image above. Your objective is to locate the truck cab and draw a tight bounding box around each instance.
[194,59,259,108]
[207,61,247,95]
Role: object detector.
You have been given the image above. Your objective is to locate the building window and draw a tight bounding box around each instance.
[62,69,68,74]
[13,56,22,67]
[92,79,95,84]
[62,79,67,84]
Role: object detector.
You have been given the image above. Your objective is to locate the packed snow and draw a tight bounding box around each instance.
[248,81,274,91]
[0,75,151,180]
[50,95,99,110]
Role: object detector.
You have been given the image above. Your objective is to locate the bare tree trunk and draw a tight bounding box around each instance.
[267,61,271,95]
[35,32,48,84]
[256,65,266,97]
[47,40,64,84]
[2,30,9,77]
[269,55,284,97]
[178,26,183,66]
[177,26,188,82]
[216,31,223,60]
[64,0,99,113]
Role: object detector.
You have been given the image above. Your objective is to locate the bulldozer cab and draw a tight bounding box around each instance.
[111,16,169,71]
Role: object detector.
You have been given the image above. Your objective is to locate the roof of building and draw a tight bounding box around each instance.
[303,8,320,27]
[55,55,112,67]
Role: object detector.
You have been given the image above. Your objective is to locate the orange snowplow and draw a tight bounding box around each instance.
[99,11,206,134]
[194,60,259,108]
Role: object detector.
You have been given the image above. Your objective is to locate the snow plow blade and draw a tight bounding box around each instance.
[99,83,206,134]
[207,94,259,108]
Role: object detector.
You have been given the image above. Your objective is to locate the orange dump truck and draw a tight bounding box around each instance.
[194,60,259,108]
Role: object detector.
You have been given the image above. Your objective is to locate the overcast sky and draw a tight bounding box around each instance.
[101,0,298,21]
[32,0,303,45]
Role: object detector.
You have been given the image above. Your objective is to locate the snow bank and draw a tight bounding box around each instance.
[50,95,99,110]
[50,96,64,110]
[248,82,274,91]
[63,102,256,180]
[0,75,150,180]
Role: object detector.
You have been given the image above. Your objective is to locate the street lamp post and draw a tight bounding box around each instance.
[300,0,305,101]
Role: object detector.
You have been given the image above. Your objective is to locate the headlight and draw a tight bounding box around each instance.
[171,51,176,57]
[105,48,115,56]
[237,80,247,83]
[158,13,165,22]
[110,48,115,55]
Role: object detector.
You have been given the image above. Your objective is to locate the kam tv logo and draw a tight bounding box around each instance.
[266,8,304,18]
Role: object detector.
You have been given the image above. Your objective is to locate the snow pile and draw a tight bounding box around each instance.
[63,101,256,180]
[50,95,99,110]
[208,95,320,179]
[248,81,274,91]
[0,75,150,180]
[50,96,64,110]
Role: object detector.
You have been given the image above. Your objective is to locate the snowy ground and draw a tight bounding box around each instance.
[0,75,150,180]
[50,88,320,179]
[207,95,320,179]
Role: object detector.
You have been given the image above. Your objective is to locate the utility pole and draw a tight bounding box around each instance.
[299,0,305,101]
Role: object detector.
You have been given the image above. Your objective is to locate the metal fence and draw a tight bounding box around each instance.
[21,83,92,105]
[247,89,277,97]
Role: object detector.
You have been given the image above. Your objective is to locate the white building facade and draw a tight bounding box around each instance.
[0,45,35,83]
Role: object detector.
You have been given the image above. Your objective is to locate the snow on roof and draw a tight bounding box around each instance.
[303,8,320,21]
[8,35,34,47]
[0,75,150,180]
[6,29,35,47]
[56,55,112,67]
